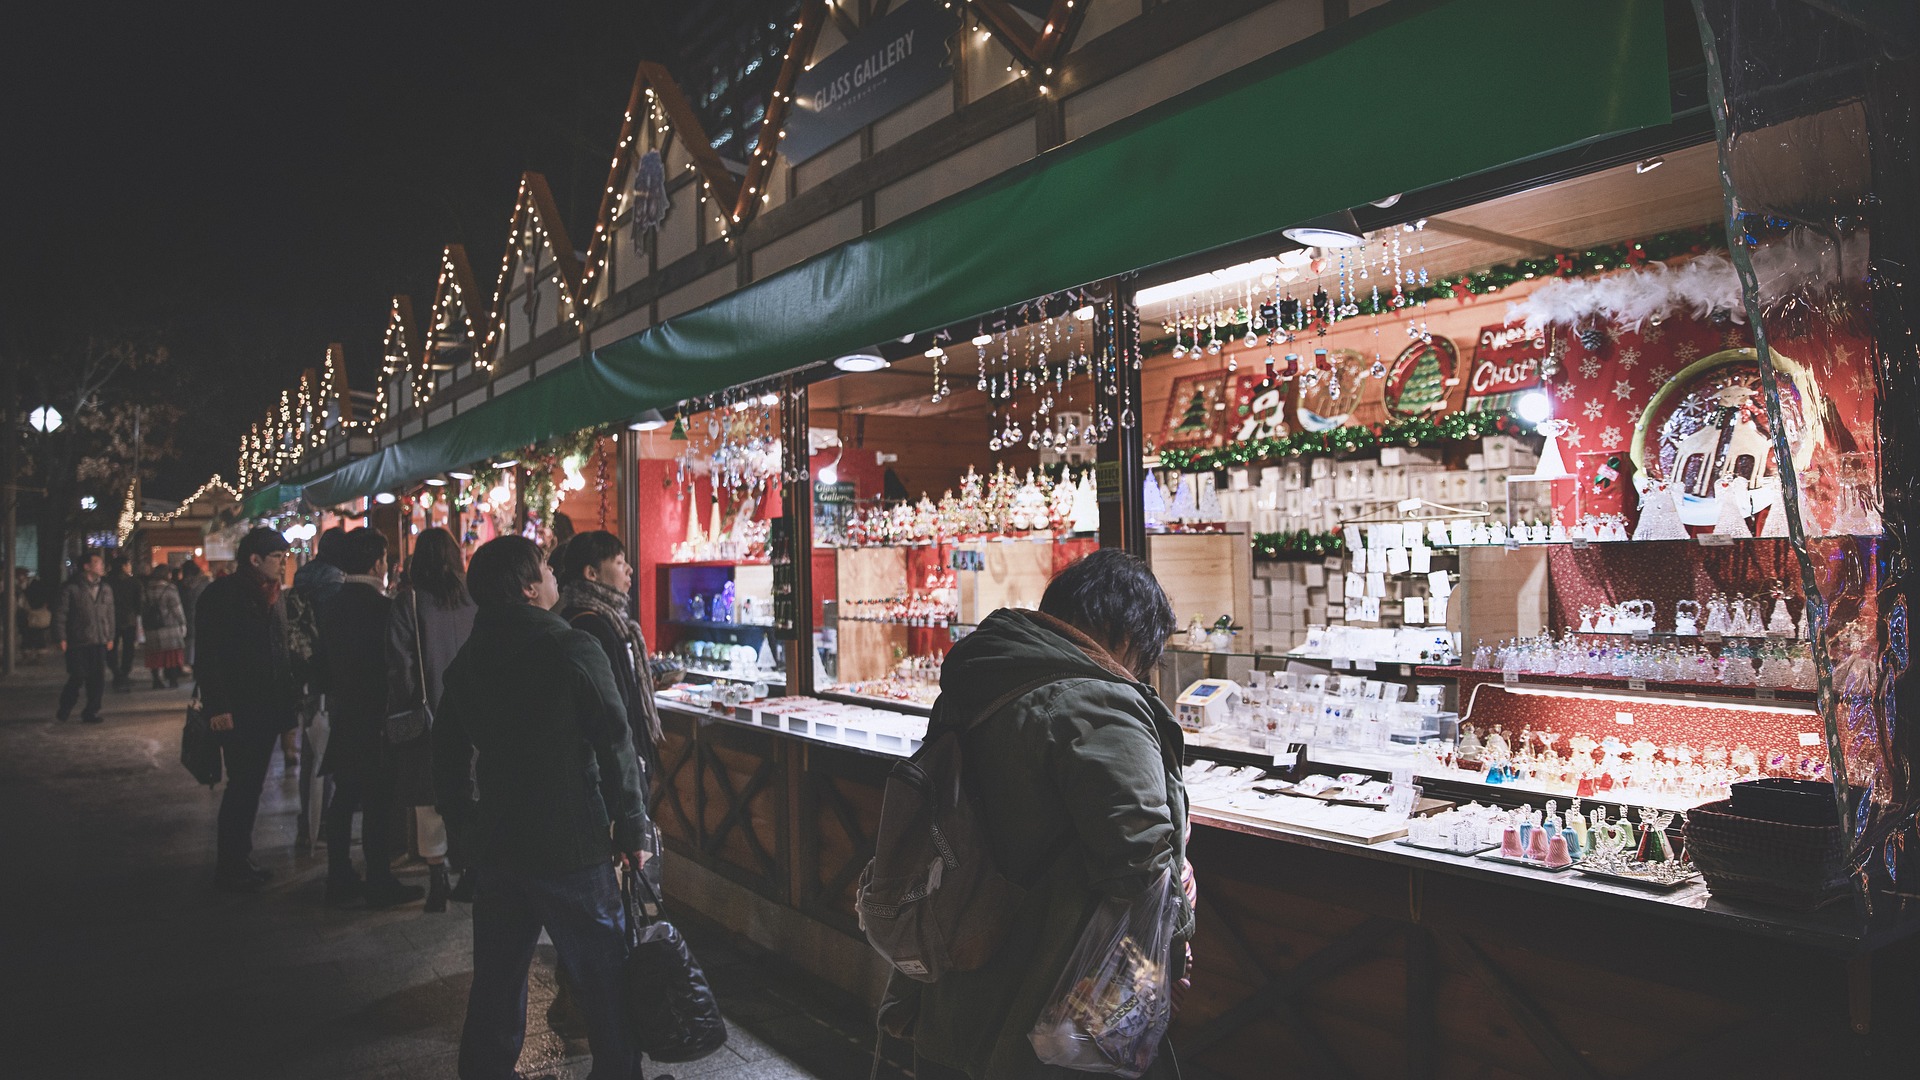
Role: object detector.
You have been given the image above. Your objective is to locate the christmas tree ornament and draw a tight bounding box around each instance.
[1755,477,1790,537]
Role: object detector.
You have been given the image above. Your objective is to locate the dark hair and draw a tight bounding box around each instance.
[237,526,290,562]
[467,535,547,608]
[315,526,350,566]
[179,560,202,579]
[1039,549,1177,676]
[562,530,627,585]
[547,535,572,579]
[336,528,390,575]
[408,527,469,607]
[79,549,106,569]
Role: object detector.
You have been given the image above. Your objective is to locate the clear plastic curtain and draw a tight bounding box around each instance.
[1691,0,1920,908]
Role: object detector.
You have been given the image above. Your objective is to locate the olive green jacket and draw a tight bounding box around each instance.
[883,608,1192,1080]
[433,601,651,875]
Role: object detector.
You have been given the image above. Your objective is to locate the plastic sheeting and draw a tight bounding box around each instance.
[1691,0,1920,907]
[299,0,1671,506]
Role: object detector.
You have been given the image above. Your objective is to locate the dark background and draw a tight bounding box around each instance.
[0,0,777,499]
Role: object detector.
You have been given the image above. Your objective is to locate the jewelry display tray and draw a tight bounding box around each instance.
[1476,852,1578,873]
[1396,838,1498,857]
[1573,865,1702,891]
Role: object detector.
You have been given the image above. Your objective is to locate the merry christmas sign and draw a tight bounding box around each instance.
[1466,323,1549,411]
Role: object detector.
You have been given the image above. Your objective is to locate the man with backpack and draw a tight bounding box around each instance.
[861,550,1194,1080]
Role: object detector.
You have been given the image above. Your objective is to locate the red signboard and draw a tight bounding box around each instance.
[1467,323,1550,401]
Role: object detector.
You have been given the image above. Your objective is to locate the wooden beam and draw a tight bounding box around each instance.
[1440,931,1603,1080]
[1421,217,1558,257]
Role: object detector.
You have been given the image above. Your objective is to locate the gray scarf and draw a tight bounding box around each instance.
[559,577,661,741]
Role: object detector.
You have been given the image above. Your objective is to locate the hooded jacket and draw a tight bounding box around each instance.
[886,608,1192,1080]
[433,601,652,875]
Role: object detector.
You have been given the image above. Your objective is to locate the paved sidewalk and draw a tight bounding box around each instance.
[0,661,910,1080]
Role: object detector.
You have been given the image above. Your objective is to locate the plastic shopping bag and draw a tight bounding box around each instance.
[1028,869,1176,1077]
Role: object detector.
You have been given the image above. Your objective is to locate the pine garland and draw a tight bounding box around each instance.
[1157,410,1524,473]
[1145,225,1723,351]
[1253,530,1347,560]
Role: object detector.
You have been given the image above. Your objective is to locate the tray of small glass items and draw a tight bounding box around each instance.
[1571,862,1701,891]
[1569,805,1700,890]
[1396,837,1499,857]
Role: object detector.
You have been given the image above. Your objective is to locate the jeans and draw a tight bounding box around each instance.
[326,762,402,883]
[459,861,639,1080]
[217,725,281,867]
[57,644,107,720]
[112,625,137,684]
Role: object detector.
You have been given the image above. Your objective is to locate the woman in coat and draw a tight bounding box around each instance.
[141,564,187,689]
[385,527,478,911]
[882,550,1194,1080]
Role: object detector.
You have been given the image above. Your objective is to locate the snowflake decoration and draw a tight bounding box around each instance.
[1582,399,1605,421]
[1675,342,1702,363]
[1649,365,1673,386]
[1561,426,1586,449]
[1554,381,1578,402]
[1619,347,1641,369]
[1599,425,1623,447]
[1611,379,1635,402]
[1578,357,1603,381]
[1833,343,1854,367]
[1645,325,1666,344]
[1607,325,1627,343]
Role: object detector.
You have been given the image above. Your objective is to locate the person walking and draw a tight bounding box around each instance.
[435,535,654,1080]
[879,549,1194,1080]
[51,550,117,724]
[177,560,210,671]
[314,528,424,909]
[106,556,142,691]
[140,564,188,689]
[385,526,478,912]
[287,526,349,837]
[194,527,300,892]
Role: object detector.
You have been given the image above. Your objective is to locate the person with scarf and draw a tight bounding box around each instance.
[549,530,662,1037]
[193,527,299,892]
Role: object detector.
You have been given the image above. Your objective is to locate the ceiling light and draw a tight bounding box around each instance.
[1371,193,1403,208]
[424,477,447,486]
[1281,210,1365,249]
[1072,306,1095,321]
[491,458,518,468]
[924,346,944,358]
[628,409,668,432]
[971,334,993,347]
[448,470,474,481]
[374,492,397,505]
[1636,156,1665,174]
[759,392,780,406]
[833,353,889,373]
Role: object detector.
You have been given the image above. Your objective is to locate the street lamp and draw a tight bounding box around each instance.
[29,406,62,433]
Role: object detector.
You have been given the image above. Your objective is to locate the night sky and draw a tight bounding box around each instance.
[6,1,687,498]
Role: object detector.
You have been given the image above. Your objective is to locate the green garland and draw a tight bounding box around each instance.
[1157,410,1524,473]
[1253,530,1346,560]
[1144,225,1722,351]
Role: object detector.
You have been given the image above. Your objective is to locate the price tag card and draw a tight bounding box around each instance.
[1428,570,1453,598]
[1698,534,1735,547]
[1357,597,1382,623]
[1352,549,1369,574]
[1427,595,1448,625]
[1756,687,1778,701]
[1366,572,1387,599]
[1355,659,1378,671]
[1344,525,1364,552]
[1798,732,1823,747]
[1410,545,1433,574]
[1502,670,1519,684]
[1333,658,1353,669]
[1387,548,1411,576]
[1571,536,1590,550]
[1403,596,1425,624]
[1628,678,1648,691]
[1344,572,1365,599]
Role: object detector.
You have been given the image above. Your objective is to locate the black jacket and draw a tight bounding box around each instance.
[559,605,663,781]
[313,579,391,776]
[192,573,297,733]
[435,602,652,875]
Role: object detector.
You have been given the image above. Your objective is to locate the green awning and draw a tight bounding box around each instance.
[241,483,303,519]
[302,0,1670,506]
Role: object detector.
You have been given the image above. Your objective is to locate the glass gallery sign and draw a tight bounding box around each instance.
[781,0,960,164]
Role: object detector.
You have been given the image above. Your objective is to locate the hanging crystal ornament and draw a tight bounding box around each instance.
[1206,294,1222,355]
[1242,281,1260,348]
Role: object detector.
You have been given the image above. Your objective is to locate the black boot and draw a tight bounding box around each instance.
[151,672,165,690]
[424,865,450,913]
[326,866,363,908]
[449,869,477,903]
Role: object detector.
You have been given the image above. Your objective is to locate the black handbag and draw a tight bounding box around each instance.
[180,688,222,788]
[623,867,727,1062]
[385,591,432,745]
